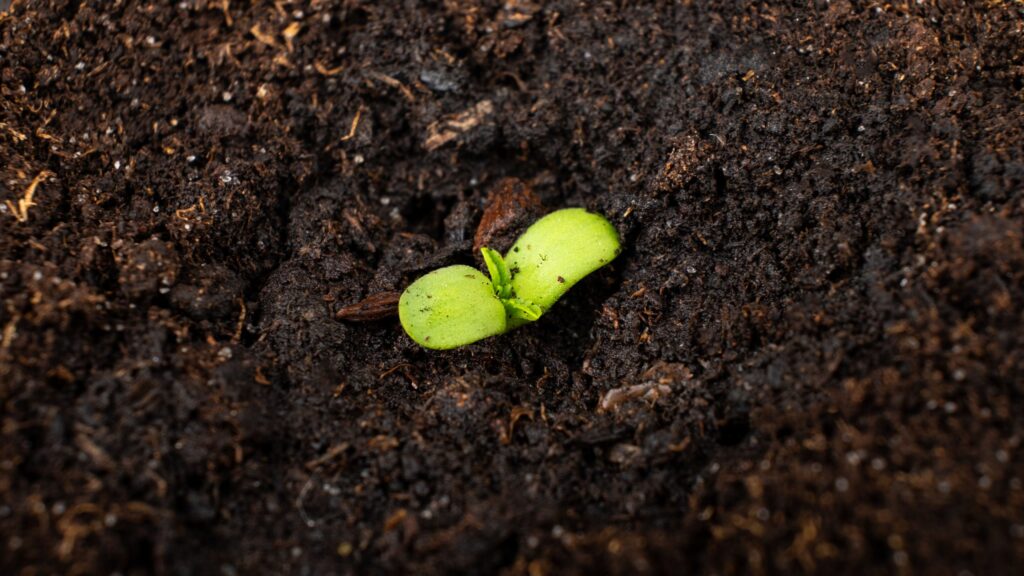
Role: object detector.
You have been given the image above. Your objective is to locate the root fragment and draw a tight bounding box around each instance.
[5,171,54,223]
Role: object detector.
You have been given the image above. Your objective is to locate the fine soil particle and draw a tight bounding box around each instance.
[2,1,1023,575]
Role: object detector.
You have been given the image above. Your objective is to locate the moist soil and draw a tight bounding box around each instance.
[2,1,1023,575]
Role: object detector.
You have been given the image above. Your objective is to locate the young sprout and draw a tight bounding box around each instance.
[398,208,620,350]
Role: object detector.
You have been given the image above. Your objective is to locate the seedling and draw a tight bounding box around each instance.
[399,208,620,349]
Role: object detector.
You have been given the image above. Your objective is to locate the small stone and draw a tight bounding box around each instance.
[835,477,849,492]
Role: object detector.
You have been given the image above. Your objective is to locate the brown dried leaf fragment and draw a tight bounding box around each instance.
[335,291,401,321]
[5,170,54,223]
[473,177,542,253]
[383,508,408,532]
[369,72,416,102]
[282,22,301,52]
[249,24,278,48]
[599,382,671,412]
[500,0,541,29]
[424,99,494,151]
[304,442,350,471]
[314,61,345,76]
[599,362,692,412]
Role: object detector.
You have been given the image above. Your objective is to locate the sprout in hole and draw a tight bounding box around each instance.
[399,208,621,350]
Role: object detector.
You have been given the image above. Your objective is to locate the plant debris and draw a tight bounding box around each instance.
[335,291,401,322]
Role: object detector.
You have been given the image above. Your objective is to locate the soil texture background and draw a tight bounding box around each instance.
[2,1,1023,574]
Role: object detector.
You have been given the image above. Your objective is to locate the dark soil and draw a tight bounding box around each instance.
[2,1,1023,574]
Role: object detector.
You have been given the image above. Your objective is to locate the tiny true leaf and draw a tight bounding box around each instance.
[506,298,542,322]
[480,246,512,299]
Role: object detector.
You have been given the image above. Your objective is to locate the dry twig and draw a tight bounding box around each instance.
[5,171,54,223]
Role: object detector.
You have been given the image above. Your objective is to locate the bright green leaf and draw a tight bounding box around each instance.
[505,208,620,328]
[505,298,542,322]
[398,265,507,349]
[480,246,512,299]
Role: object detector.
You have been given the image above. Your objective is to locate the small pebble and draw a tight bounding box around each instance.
[892,551,908,567]
[835,477,849,492]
